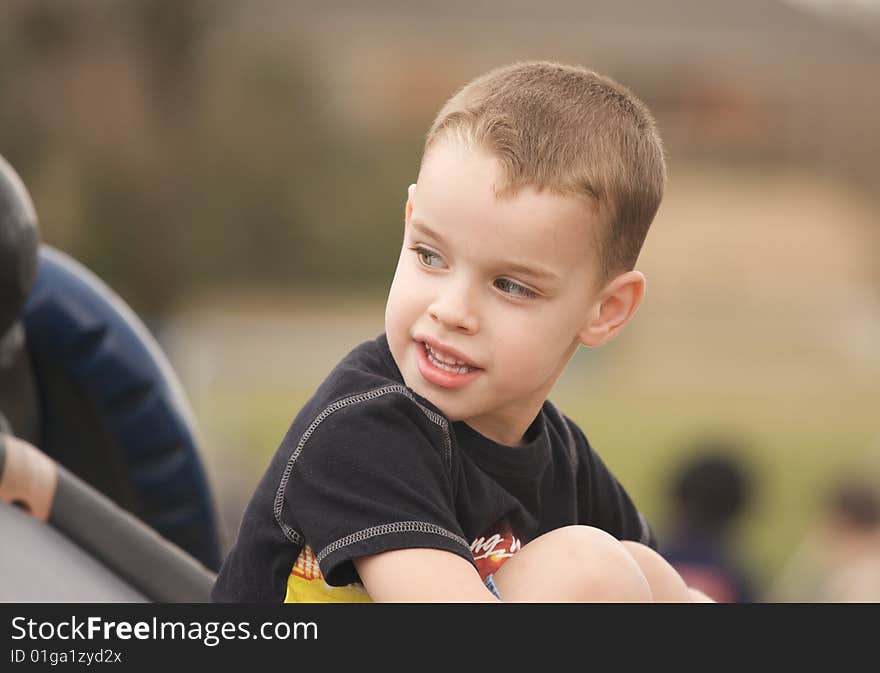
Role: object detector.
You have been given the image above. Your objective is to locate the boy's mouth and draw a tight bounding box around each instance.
[414,337,483,389]
[423,342,478,374]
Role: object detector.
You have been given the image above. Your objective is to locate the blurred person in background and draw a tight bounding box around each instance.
[765,476,880,602]
[660,443,757,603]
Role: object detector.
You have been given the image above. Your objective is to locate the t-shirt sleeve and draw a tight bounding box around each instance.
[569,422,658,549]
[276,387,474,587]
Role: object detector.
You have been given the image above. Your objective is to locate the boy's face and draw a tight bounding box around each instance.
[384,139,608,446]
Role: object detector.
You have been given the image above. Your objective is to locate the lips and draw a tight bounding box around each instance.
[413,335,483,389]
[415,335,481,369]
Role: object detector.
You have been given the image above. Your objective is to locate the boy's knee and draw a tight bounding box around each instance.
[560,526,652,601]
[501,525,652,602]
[620,540,693,602]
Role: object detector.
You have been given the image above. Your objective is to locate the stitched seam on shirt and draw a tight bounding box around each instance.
[273,384,453,544]
[548,400,578,473]
[316,521,470,565]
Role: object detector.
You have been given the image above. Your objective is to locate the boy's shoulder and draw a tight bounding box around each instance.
[322,333,400,388]
[285,333,452,453]
[540,400,605,472]
[314,333,440,412]
[306,333,405,406]
[543,403,656,548]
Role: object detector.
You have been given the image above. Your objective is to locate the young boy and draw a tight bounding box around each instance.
[213,61,704,603]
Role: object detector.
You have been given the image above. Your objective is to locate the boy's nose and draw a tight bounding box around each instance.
[428,285,479,335]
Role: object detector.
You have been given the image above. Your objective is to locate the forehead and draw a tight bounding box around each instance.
[413,140,600,272]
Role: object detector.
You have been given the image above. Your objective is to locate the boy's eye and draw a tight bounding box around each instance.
[494,278,537,298]
[414,247,445,268]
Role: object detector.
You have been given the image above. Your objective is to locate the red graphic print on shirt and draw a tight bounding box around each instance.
[469,521,524,580]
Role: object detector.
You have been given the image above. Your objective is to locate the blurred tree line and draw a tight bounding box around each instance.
[0,0,421,321]
[3,0,879,322]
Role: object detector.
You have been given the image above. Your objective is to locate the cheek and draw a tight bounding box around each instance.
[385,266,424,338]
[384,285,404,339]
[491,308,578,373]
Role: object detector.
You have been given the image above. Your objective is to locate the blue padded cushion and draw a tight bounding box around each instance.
[23,246,221,571]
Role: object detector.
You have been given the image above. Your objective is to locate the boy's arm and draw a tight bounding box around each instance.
[354,548,499,602]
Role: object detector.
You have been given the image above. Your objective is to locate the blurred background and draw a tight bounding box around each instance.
[2,0,879,600]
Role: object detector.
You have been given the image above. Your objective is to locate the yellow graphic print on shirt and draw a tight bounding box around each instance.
[284,545,372,603]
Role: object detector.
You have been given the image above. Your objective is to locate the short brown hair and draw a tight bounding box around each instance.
[424,61,666,281]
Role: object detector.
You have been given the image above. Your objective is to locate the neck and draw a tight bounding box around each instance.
[464,404,541,447]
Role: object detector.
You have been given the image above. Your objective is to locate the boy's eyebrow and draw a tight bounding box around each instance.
[501,260,561,284]
[411,218,560,284]
[410,218,444,244]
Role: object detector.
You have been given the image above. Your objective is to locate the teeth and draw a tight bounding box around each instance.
[425,344,475,374]
[425,344,466,366]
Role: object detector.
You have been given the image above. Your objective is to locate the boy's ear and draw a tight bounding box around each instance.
[404,184,416,226]
[579,270,646,348]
